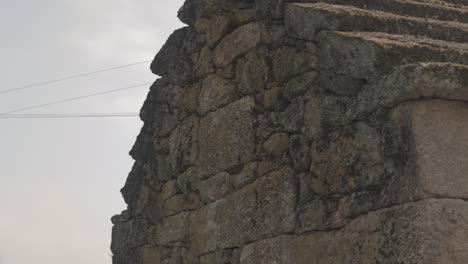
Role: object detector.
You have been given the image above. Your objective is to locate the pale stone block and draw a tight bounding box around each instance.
[241,199,468,264]
[411,100,468,199]
[390,100,468,200]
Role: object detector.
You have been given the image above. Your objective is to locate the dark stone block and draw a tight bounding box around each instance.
[150,27,188,76]
[255,0,284,20]
[178,0,196,25]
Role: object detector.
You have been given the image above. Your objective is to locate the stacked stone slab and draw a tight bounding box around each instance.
[111,0,468,263]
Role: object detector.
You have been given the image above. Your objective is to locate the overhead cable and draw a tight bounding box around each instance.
[0,82,152,115]
[0,60,152,94]
[0,113,139,119]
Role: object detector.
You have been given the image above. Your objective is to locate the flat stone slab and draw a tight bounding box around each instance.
[240,199,468,264]
[198,96,256,177]
[390,99,468,200]
[285,3,468,43]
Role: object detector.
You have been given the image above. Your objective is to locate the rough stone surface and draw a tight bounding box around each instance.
[241,199,468,264]
[199,74,237,114]
[190,168,296,255]
[198,96,256,177]
[235,48,270,95]
[112,1,468,263]
[214,23,262,68]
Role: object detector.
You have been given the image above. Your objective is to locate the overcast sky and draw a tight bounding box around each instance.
[0,1,184,263]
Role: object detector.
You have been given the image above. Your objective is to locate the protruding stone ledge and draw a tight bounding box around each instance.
[285,2,468,43]
[255,0,468,22]
[351,62,468,118]
[289,0,468,23]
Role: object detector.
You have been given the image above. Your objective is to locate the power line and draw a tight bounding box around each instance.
[0,82,152,115]
[0,113,139,119]
[0,60,152,95]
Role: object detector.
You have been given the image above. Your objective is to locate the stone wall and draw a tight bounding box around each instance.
[111,0,468,263]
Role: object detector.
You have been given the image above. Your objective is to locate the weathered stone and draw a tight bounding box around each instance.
[282,71,318,100]
[114,244,163,264]
[184,83,202,116]
[262,86,281,110]
[241,199,468,263]
[176,167,198,195]
[111,218,151,254]
[318,31,468,81]
[114,1,468,262]
[163,246,198,264]
[257,160,282,177]
[187,32,207,56]
[160,180,179,201]
[289,135,310,172]
[230,162,259,189]
[130,123,156,160]
[335,190,384,221]
[121,161,145,205]
[243,167,298,240]
[151,28,188,76]
[239,235,294,264]
[195,15,231,47]
[194,0,222,19]
[200,249,240,264]
[199,74,237,114]
[318,71,364,96]
[284,0,468,23]
[260,24,287,46]
[385,100,468,201]
[214,23,262,68]
[194,47,215,77]
[154,212,191,245]
[190,187,256,255]
[296,172,314,203]
[236,48,270,95]
[168,117,199,175]
[285,3,468,43]
[255,114,277,144]
[233,8,256,25]
[178,0,196,25]
[139,78,164,122]
[304,95,350,139]
[303,97,322,139]
[351,63,468,120]
[297,198,329,232]
[278,97,304,132]
[263,132,289,157]
[150,84,188,137]
[190,168,297,255]
[155,153,175,182]
[139,245,162,264]
[272,46,316,83]
[311,121,383,194]
[194,172,233,203]
[206,16,231,47]
[198,96,256,177]
[409,100,468,199]
[163,193,204,216]
[345,199,468,263]
[255,0,283,20]
[133,184,152,215]
[194,0,253,20]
